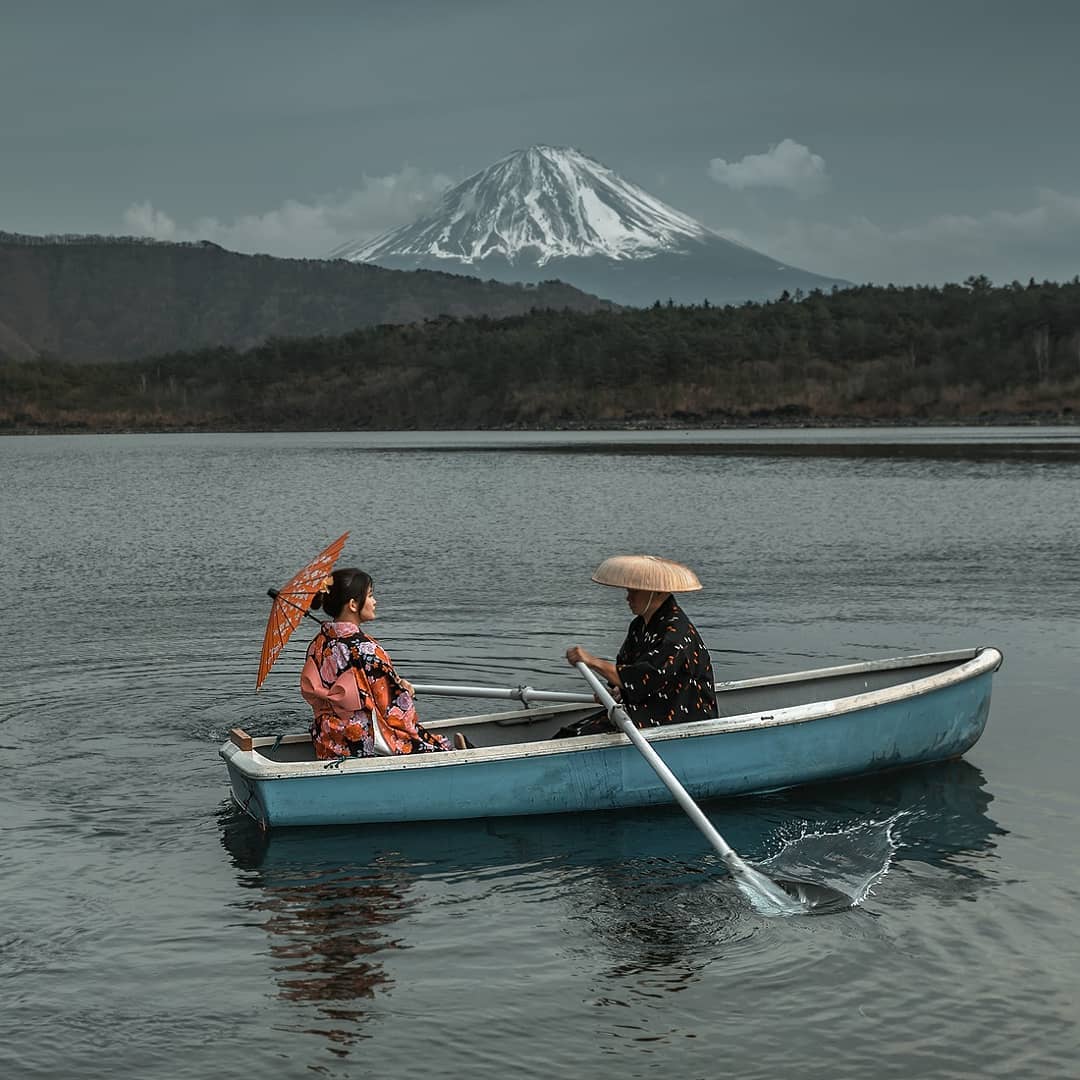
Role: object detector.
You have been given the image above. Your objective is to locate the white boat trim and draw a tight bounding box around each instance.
[222,647,1002,782]
[712,647,982,692]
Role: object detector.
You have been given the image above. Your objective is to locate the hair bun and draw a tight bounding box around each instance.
[313,567,369,621]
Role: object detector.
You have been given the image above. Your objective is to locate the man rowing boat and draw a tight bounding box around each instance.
[564,554,718,734]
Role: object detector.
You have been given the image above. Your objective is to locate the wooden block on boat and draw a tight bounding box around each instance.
[229,727,254,751]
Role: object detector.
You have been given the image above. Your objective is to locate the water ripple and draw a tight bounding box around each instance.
[3,433,1079,1079]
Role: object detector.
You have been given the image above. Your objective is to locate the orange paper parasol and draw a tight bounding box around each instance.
[256,532,350,689]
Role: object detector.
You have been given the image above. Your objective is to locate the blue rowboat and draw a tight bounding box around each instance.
[220,758,1000,876]
[220,647,1002,830]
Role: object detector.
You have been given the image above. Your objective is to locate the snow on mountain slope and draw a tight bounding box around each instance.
[334,145,716,265]
[332,145,848,306]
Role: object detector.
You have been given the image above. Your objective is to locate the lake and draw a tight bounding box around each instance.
[1,428,1078,1079]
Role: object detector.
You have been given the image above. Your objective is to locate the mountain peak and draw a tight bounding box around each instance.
[336,145,714,266]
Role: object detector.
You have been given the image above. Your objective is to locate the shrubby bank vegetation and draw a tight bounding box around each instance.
[2,276,1078,431]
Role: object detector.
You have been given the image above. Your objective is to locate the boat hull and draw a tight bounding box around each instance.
[221,649,999,828]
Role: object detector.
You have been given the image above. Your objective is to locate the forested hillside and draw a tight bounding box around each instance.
[2,277,1078,431]
[0,232,612,364]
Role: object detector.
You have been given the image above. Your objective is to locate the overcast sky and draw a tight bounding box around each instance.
[3,0,1078,286]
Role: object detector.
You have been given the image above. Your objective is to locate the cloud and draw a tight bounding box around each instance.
[122,166,453,258]
[708,139,830,197]
[124,201,179,240]
[714,188,1080,285]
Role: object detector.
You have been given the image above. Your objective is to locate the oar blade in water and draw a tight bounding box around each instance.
[732,864,812,917]
[573,662,855,917]
[733,866,854,916]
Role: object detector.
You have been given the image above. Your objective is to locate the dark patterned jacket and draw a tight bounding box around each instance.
[616,594,717,726]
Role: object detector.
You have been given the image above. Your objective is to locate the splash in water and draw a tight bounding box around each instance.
[747,811,908,915]
[731,862,814,917]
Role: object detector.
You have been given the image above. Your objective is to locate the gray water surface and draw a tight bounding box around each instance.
[1,430,1077,1078]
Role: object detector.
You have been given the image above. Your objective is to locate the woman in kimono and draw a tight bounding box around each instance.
[301,567,460,759]
[564,554,717,734]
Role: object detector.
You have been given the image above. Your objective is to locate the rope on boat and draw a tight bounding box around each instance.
[239,783,256,813]
[233,768,269,831]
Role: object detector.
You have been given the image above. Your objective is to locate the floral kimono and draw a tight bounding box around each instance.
[301,621,451,759]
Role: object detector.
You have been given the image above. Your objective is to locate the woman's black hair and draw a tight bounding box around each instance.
[311,567,372,620]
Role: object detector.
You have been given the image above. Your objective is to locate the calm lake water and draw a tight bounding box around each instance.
[2,429,1078,1079]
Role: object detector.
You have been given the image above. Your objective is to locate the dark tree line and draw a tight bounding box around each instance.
[2,277,1078,431]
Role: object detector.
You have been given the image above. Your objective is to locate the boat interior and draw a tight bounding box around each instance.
[234,651,977,765]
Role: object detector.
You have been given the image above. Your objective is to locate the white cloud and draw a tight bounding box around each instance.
[708,139,829,197]
[122,166,453,258]
[124,201,178,239]
[713,188,1080,285]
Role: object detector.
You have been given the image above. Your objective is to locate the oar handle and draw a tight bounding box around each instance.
[574,662,745,870]
[411,682,595,705]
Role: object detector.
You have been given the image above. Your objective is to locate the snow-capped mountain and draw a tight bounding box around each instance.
[334,146,847,306]
[337,146,714,265]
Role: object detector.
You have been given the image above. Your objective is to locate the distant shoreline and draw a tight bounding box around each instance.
[4,412,1078,437]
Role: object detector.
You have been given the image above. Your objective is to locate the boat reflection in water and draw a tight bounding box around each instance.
[219,759,1004,1043]
[222,817,421,1050]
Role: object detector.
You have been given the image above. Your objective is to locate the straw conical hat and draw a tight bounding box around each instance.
[591,554,702,592]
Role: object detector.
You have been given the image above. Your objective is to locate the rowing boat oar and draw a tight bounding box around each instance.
[410,682,594,706]
[574,661,842,916]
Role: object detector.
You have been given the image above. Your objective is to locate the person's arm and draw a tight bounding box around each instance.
[565,645,621,686]
[371,643,415,698]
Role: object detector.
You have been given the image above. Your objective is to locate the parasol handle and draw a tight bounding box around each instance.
[267,588,324,624]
